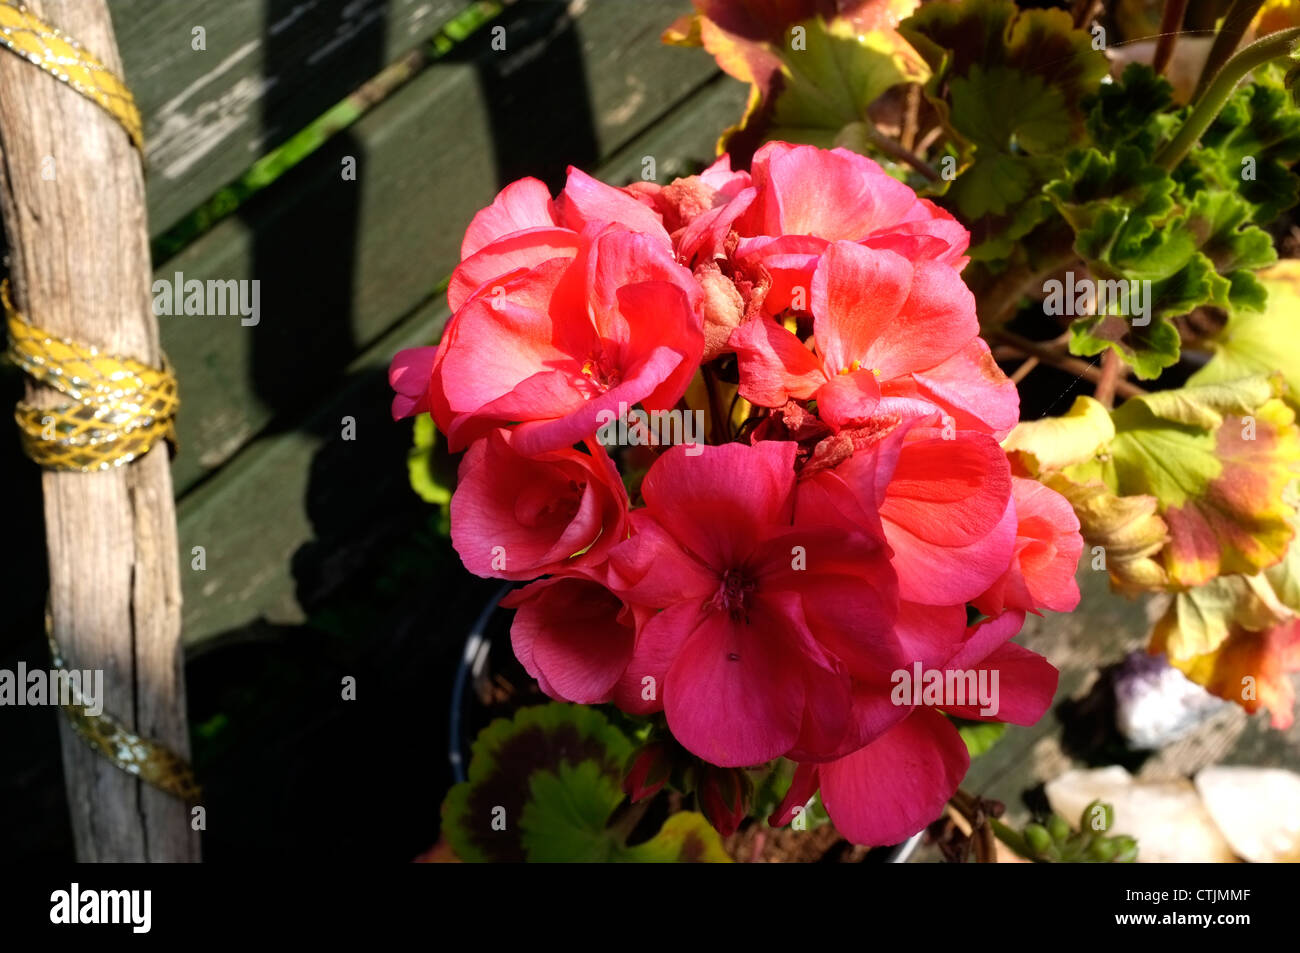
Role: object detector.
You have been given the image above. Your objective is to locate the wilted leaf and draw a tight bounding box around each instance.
[1191,260,1300,409]
[1003,394,1115,470]
[1100,381,1300,586]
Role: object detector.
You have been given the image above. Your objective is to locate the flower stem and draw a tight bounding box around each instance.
[993,331,1148,399]
[1191,0,1267,101]
[863,123,941,182]
[1157,24,1300,171]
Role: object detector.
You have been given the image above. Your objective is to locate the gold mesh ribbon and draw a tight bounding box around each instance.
[46,611,201,804]
[4,281,178,472]
[0,0,143,150]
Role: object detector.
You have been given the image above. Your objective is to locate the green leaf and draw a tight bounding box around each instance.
[1189,65,1300,225]
[955,719,1007,758]
[442,703,731,862]
[441,703,633,863]
[1045,143,1277,378]
[622,811,734,863]
[407,413,453,507]
[519,762,629,862]
[520,763,733,862]
[901,0,1107,257]
[765,15,929,144]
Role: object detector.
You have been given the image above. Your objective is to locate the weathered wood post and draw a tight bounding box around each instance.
[0,0,199,861]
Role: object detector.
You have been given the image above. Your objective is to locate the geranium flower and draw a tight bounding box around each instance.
[429,224,704,454]
[449,428,628,580]
[973,476,1084,616]
[771,609,1059,845]
[448,168,671,311]
[731,240,1017,434]
[502,570,647,707]
[679,142,969,316]
[604,440,901,767]
[815,416,1019,606]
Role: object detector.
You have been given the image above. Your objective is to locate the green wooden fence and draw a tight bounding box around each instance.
[94,0,743,648]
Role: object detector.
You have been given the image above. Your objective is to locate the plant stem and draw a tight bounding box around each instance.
[1158,24,1300,171]
[702,366,728,444]
[1192,0,1267,101]
[948,788,998,864]
[863,123,941,182]
[994,331,1148,399]
[1152,0,1190,76]
[1094,349,1120,408]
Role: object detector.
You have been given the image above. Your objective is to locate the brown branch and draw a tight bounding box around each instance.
[994,331,1147,400]
[1094,349,1121,408]
[1152,0,1190,76]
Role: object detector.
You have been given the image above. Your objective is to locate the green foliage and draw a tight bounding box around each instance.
[994,800,1138,862]
[1039,59,1294,377]
[441,704,730,863]
[955,719,1007,758]
[407,414,454,539]
[901,0,1107,260]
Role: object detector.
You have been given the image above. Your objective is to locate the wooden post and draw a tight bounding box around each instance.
[0,0,198,861]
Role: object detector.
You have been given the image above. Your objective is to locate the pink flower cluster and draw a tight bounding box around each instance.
[391,143,1084,846]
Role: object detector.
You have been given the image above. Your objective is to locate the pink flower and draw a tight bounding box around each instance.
[731,240,1017,434]
[388,345,437,420]
[974,477,1083,617]
[431,225,704,454]
[771,610,1059,846]
[450,428,628,580]
[680,142,969,316]
[502,571,646,706]
[605,441,901,767]
[449,168,670,311]
[833,418,1019,607]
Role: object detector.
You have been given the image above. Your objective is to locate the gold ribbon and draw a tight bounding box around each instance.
[0,0,143,150]
[4,281,178,472]
[46,612,202,805]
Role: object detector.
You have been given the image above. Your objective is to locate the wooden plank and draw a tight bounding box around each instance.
[112,0,468,236]
[157,0,719,495]
[175,75,747,647]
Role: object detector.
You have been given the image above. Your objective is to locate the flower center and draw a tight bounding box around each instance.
[709,568,757,623]
[578,351,621,396]
[837,360,881,377]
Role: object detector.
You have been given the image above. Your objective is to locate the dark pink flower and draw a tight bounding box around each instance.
[679,142,969,314]
[450,428,628,580]
[770,610,1058,845]
[449,169,670,311]
[388,345,437,420]
[605,441,901,767]
[502,571,645,706]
